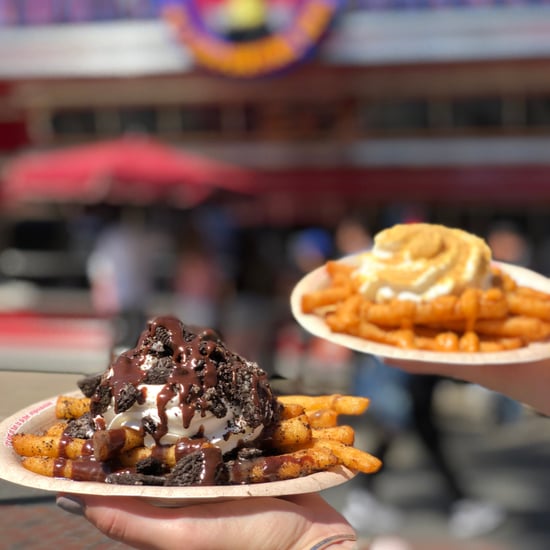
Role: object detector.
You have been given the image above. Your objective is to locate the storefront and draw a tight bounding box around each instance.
[1,1,550,214]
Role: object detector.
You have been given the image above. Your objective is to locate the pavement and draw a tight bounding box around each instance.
[2,367,550,549]
[0,312,112,374]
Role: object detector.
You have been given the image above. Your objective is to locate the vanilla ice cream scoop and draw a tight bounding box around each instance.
[353,223,493,303]
[90,316,280,454]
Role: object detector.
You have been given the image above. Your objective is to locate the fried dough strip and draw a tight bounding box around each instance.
[478,316,550,342]
[311,438,382,474]
[277,394,370,415]
[352,318,526,352]
[303,255,550,352]
[269,414,312,449]
[305,408,339,428]
[118,445,169,467]
[119,441,219,468]
[92,427,144,461]
[301,286,352,314]
[412,331,522,352]
[56,396,91,419]
[478,338,524,352]
[312,426,355,445]
[46,422,68,436]
[15,390,381,486]
[363,288,508,329]
[353,320,406,347]
[227,447,339,484]
[21,456,107,482]
[325,260,355,280]
[507,291,550,321]
[280,402,305,420]
[426,316,550,343]
[11,433,90,459]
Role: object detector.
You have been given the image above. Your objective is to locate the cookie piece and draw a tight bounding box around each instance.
[164,447,226,486]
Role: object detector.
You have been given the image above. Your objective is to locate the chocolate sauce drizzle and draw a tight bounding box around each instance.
[91,315,280,454]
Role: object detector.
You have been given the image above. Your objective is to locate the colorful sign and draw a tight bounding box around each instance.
[161,0,342,78]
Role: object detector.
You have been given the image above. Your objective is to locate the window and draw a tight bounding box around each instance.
[452,97,502,128]
[526,96,550,127]
[120,107,157,133]
[51,109,96,135]
[361,100,429,132]
[180,105,222,133]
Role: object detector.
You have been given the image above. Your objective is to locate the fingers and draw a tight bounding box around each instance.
[73,493,354,550]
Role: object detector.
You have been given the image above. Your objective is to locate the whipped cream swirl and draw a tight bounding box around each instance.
[353,223,492,303]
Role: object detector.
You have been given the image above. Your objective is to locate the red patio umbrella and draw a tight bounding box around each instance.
[1,135,255,207]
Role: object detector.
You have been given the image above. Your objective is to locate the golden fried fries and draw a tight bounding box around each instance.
[312,438,382,474]
[55,396,91,419]
[119,445,177,468]
[312,426,355,446]
[46,422,69,436]
[305,408,339,428]
[303,260,550,352]
[280,402,306,420]
[11,391,381,485]
[229,447,340,484]
[11,433,89,460]
[278,394,370,416]
[269,414,312,449]
[301,286,352,314]
[21,456,107,482]
[92,427,144,461]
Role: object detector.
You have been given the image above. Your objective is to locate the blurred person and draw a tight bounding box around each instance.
[274,227,355,393]
[343,360,505,539]
[342,356,409,535]
[86,206,155,349]
[408,374,505,538]
[57,354,550,549]
[486,220,532,269]
[289,227,335,275]
[486,220,533,424]
[334,216,373,258]
[173,222,226,331]
[220,227,285,375]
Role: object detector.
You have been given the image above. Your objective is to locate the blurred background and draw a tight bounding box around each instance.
[1,1,550,548]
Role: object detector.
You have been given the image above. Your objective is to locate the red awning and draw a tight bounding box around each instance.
[2,135,255,208]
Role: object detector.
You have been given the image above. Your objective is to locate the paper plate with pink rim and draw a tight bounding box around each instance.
[0,393,356,507]
[291,259,550,365]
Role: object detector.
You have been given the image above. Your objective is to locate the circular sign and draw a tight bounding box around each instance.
[162,0,342,78]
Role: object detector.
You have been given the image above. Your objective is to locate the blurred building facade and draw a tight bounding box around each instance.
[2,0,550,314]
[1,1,550,219]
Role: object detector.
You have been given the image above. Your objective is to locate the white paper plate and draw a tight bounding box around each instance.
[0,394,356,507]
[291,259,550,365]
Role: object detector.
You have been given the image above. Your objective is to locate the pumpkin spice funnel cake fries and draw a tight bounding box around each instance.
[11,315,381,486]
[301,223,550,352]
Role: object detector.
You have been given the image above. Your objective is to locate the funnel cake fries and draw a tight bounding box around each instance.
[13,391,380,485]
[11,317,381,486]
[301,224,550,353]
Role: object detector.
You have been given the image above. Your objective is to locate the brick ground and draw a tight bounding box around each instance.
[0,499,127,549]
